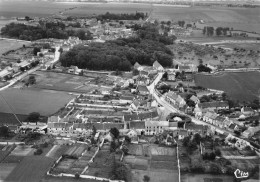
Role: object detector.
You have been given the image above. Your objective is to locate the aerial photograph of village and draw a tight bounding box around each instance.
[0,0,259,182]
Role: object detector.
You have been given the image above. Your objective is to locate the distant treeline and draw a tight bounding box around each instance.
[96,11,147,21]
[0,22,92,41]
[60,23,175,71]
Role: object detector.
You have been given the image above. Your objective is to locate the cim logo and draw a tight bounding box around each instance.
[234,169,249,179]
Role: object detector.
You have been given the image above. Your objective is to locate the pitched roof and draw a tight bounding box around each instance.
[198,101,229,109]
[73,123,92,130]
[166,91,178,100]
[124,113,139,121]
[0,69,11,77]
[242,107,254,112]
[185,123,208,131]
[215,116,226,122]
[93,123,124,130]
[204,111,218,119]
[129,121,145,129]
[229,123,237,130]
[134,62,141,69]
[190,95,199,103]
[137,85,149,92]
[153,60,164,69]
[145,120,169,127]
[179,65,190,70]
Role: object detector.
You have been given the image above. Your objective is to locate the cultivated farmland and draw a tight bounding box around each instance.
[5,156,55,182]
[0,39,30,55]
[28,71,110,93]
[0,88,75,116]
[124,143,179,182]
[195,71,260,101]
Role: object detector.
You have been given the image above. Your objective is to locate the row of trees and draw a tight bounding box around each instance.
[0,22,93,41]
[215,27,230,36]
[60,23,174,71]
[96,11,147,21]
[202,26,214,36]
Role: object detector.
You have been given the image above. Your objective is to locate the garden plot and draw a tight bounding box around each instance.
[10,145,34,156]
[149,145,176,156]
[150,161,178,170]
[131,169,179,182]
[229,159,260,170]
[128,144,143,156]
[84,148,117,179]
[124,156,148,170]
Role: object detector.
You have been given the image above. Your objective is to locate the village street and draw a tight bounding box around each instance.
[148,73,259,151]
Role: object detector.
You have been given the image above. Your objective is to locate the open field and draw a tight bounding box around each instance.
[0,39,30,55]
[0,1,259,33]
[181,174,234,182]
[0,112,28,125]
[195,71,260,101]
[0,88,74,116]
[0,163,18,181]
[28,71,110,93]
[5,156,55,182]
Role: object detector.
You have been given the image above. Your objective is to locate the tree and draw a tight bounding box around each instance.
[183,136,190,147]
[197,64,212,73]
[20,67,25,72]
[110,141,117,152]
[110,127,120,139]
[162,71,168,80]
[75,172,80,179]
[33,47,41,56]
[28,75,36,85]
[28,112,40,123]
[210,163,221,174]
[125,136,131,143]
[193,133,202,144]
[76,29,86,40]
[215,27,223,36]
[143,175,150,182]
[215,149,221,156]
[92,125,97,136]
[0,126,9,137]
[222,93,227,101]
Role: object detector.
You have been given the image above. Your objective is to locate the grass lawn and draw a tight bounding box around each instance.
[0,39,30,55]
[0,88,75,116]
[5,156,55,182]
[194,71,260,101]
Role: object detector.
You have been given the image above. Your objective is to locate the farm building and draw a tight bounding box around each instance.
[145,120,169,135]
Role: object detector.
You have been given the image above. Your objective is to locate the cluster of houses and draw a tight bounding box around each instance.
[0,57,39,81]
